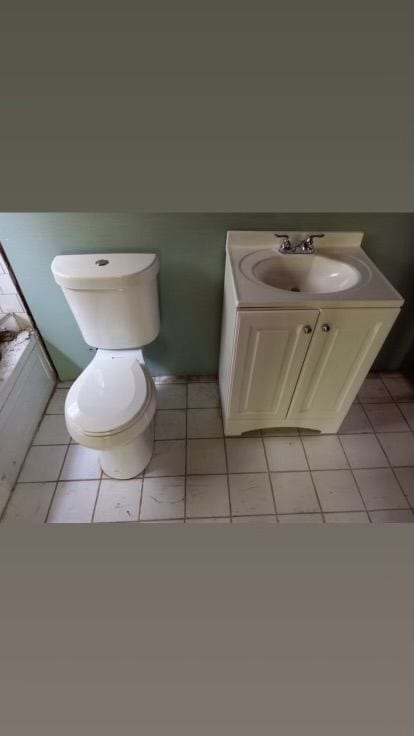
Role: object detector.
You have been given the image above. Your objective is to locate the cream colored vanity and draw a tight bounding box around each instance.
[219,231,403,435]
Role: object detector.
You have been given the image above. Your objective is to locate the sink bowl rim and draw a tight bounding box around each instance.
[238,249,372,296]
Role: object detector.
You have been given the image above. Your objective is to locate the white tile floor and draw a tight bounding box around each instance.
[2,373,414,524]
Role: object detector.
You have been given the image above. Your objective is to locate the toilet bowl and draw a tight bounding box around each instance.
[65,349,157,479]
[51,252,161,479]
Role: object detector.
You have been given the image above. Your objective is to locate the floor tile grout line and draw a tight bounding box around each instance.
[356,403,375,433]
[388,466,414,512]
[367,509,414,521]
[352,404,375,434]
[90,471,104,523]
[44,442,72,523]
[13,463,414,486]
[17,475,110,483]
[216,404,232,522]
[44,387,70,415]
[362,402,411,433]
[378,373,414,403]
[336,434,372,519]
[276,513,325,523]
[197,505,413,517]
[364,373,393,403]
[298,434,325,520]
[155,375,218,385]
[25,388,59,446]
[140,506,414,522]
[185,428,413,440]
[124,503,414,521]
[22,429,414,450]
[338,432,390,469]
[374,429,414,466]
[187,404,221,410]
[111,475,144,523]
[8,506,412,525]
[185,515,234,522]
[139,516,184,523]
[142,504,413,520]
[261,435,279,518]
[137,474,145,521]
[8,384,69,511]
[0,432,60,523]
[14,434,66,487]
[222,437,233,522]
[138,417,156,520]
[396,402,414,434]
[354,428,412,435]
[29,442,72,447]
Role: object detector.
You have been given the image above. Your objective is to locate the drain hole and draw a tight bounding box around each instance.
[290,287,300,292]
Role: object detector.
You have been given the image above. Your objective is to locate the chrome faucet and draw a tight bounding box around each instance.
[275,233,325,254]
[297,233,325,253]
[274,234,294,253]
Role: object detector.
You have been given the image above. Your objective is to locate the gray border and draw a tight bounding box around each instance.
[0,7,413,210]
[0,5,413,734]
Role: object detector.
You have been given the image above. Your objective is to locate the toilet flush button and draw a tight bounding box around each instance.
[95,259,109,266]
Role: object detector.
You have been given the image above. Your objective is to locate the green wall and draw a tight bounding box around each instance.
[1,213,414,380]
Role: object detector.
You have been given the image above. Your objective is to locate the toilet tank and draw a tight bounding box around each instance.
[51,253,160,349]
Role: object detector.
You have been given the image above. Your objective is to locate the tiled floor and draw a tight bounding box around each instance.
[2,372,414,524]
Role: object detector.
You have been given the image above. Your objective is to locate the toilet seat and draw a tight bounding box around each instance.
[66,353,152,437]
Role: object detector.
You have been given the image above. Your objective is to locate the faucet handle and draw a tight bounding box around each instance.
[304,233,325,246]
[298,233,325,253]
[275,233,293,252]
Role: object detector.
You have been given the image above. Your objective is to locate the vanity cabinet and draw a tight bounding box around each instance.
[220,304,400,435]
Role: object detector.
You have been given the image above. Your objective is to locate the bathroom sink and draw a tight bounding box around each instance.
[243,252,361,294]
[225,231,404,309]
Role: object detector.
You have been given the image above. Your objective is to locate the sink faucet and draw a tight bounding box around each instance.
[274,234,294,253]
[275,233,325,254]
[297,233,325,253]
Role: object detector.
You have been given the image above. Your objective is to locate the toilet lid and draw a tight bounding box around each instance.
[66,355,149,435]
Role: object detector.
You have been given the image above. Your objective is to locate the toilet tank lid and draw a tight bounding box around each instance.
[51,253,159,290]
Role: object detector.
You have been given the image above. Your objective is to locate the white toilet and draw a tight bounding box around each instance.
[51,252,160,479]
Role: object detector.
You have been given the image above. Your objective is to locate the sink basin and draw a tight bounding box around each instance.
[241,252,361,294]
[226,231,403,309]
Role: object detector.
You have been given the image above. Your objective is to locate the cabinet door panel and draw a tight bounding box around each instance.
[287,308,400,422]
[229,310,318,419]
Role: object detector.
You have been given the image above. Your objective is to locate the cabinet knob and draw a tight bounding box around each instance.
[321,324,331,332]
[303,325,312,334]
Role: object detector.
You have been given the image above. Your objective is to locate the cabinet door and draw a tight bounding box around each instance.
[287,308,400,423]
[229,309,319,419]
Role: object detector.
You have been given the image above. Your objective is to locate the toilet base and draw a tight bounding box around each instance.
[99,421,154,480]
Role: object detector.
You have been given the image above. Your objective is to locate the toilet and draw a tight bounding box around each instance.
[51,252,160,479]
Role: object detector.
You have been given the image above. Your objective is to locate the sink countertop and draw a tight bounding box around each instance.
[226,231,404,309]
